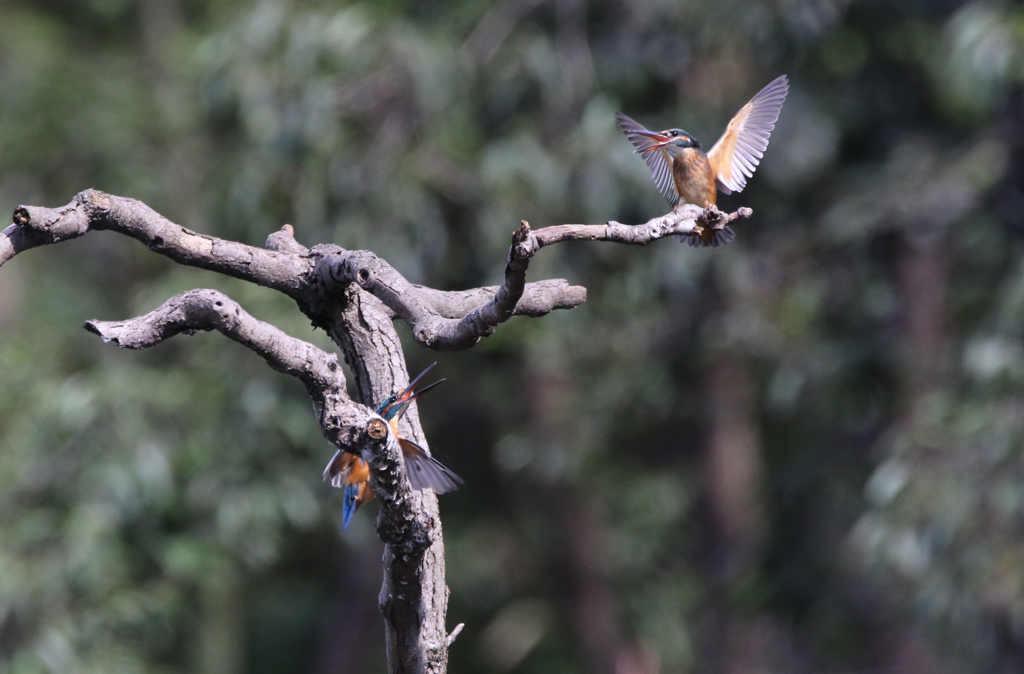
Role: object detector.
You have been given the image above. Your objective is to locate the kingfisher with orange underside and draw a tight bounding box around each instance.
[323,363,463,530]
[617,75,789,247]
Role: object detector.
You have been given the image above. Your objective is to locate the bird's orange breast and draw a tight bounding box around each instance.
[672,148,717,207]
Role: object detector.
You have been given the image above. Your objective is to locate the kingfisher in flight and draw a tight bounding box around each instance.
[323,363,463,530]
[616,75,789,247]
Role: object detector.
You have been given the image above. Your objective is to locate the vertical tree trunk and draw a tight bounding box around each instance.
[328,286,452,673]
[704,352,776,674]
[899,230,950,414]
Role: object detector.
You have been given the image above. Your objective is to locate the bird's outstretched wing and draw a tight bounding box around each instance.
[707,75,789,195]
[399,438,464,494]
[616,112,679,207]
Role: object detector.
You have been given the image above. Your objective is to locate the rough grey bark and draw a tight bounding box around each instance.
[1,189,753,673]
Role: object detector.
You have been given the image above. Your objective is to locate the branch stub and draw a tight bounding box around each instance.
[367,417,388,440]
[12,207,29,227]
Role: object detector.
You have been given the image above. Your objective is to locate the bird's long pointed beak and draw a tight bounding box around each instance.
[637,139,674,153]
[391,370,446,421]
[631,129,674,153]
[409,378,445,400]
[632,129,666,140]
[393,379,446,419]
[404,362,437,394]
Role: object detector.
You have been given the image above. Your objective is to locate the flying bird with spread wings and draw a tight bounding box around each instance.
[616,75,789,247]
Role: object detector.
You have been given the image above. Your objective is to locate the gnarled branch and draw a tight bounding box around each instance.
[4,191,585,349]
[85,288,339,392]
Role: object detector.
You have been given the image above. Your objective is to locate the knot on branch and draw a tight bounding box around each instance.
[12,207,29,227]
[315,249,382,292]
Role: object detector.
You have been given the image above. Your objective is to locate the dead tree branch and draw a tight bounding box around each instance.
[2,190,754,673]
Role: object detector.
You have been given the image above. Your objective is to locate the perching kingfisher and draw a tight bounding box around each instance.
[323,363,462,530]
[616,75,789,247]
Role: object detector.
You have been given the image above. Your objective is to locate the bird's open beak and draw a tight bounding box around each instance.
[631,129,674,153]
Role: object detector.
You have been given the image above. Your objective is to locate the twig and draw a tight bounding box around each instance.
[446,623,465,647]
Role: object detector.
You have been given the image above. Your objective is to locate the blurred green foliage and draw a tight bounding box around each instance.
[3,0,1024,672]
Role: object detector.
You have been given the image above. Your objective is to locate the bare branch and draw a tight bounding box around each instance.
[313,206,749,350]
[416,279,585,318]
[6,190,311,296]
[84,288,339,392]
[533,204,752,248]
[9,192,739,356]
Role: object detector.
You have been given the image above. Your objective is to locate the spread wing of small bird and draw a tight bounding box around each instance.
[322,363,462,530]
[398,437,464,494]
[616,75,788,209]
[616,111,680,207]
[707,75,789,195]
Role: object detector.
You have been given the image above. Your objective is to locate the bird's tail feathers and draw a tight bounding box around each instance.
[342,483,360,530]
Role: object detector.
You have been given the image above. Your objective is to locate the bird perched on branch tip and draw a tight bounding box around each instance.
[617,75,789,247]
[323,362,463,530]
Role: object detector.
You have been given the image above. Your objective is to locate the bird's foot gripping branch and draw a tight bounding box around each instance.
[2,189,754,673]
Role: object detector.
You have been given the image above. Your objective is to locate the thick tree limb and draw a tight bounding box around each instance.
[85,288,340,393]
[8,190,311,295]
[416,279,584,318]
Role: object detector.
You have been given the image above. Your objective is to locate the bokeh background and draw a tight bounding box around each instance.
[2,0,1024,672]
